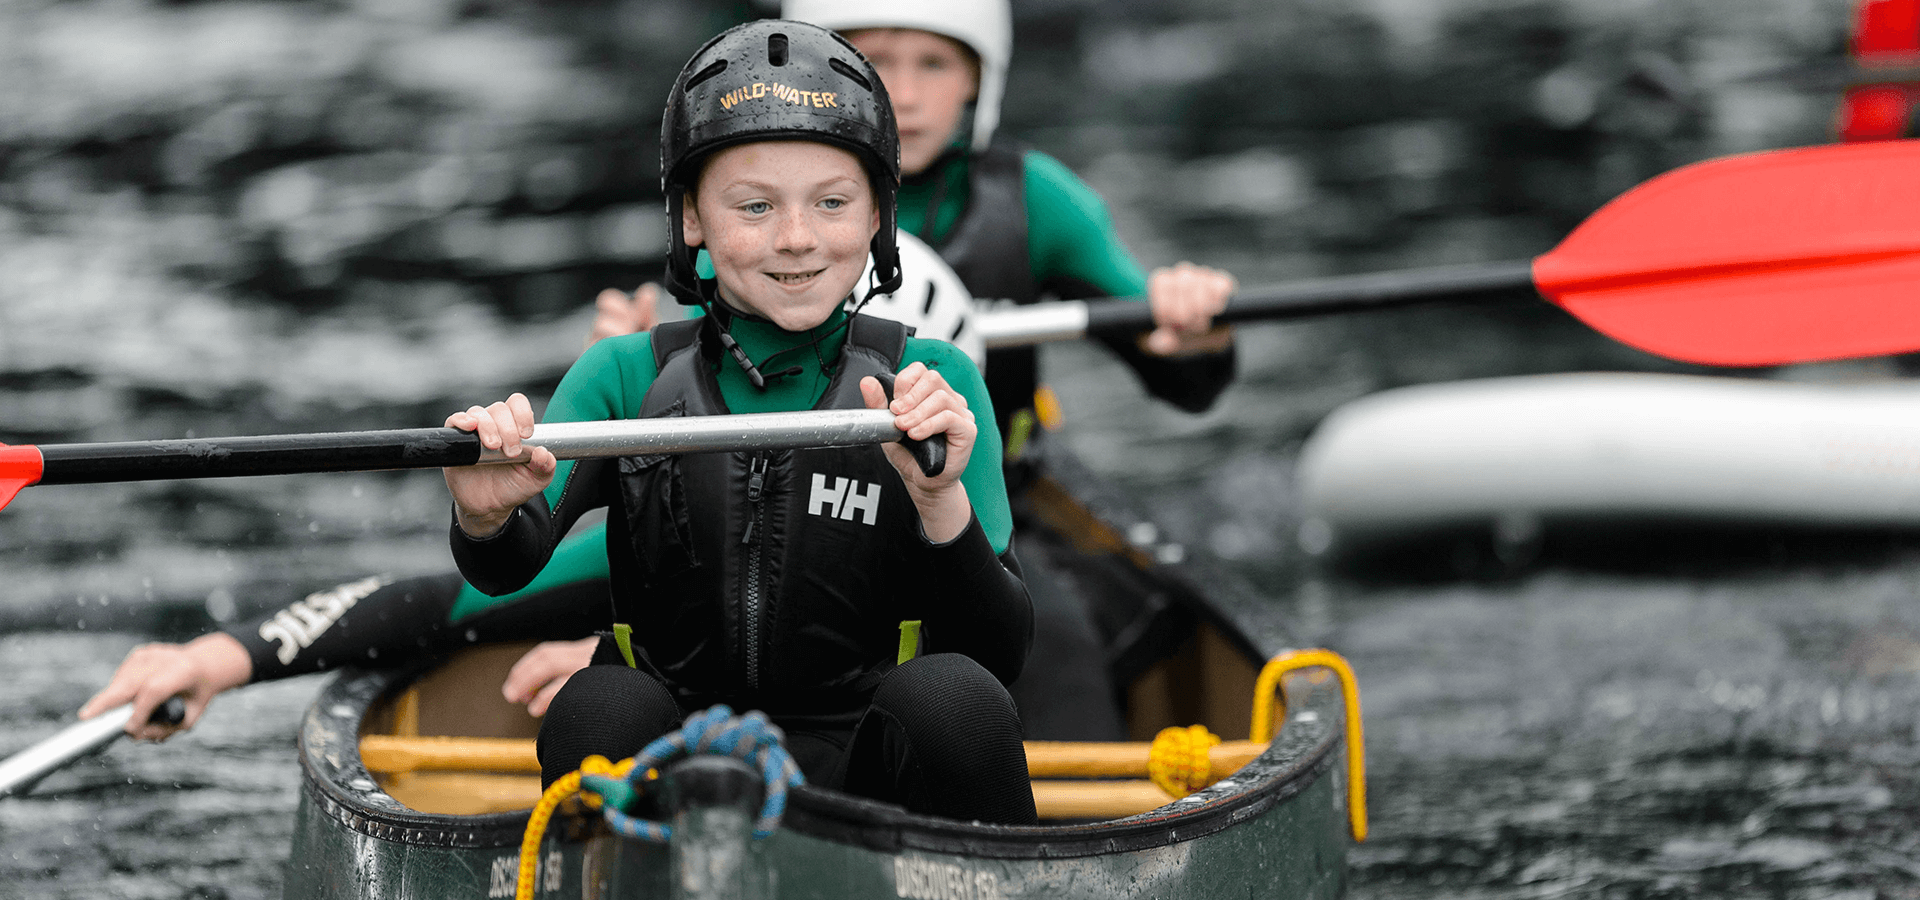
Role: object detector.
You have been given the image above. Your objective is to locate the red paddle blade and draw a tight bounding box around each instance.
[0,443,44,511]
[1534,140,1920,366]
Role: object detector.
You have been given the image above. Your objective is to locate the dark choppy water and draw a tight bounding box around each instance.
[10,0,1920,897]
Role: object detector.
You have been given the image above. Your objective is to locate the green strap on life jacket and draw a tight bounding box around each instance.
[896,620,923,665]
[1004,408,1036,460]
[613,623,638,669]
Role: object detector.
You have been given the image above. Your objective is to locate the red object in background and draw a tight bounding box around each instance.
[1855,0,1920,59]
[1534,140,1920,366]
[1838,84,1912,141]
[1842,0,1920,141]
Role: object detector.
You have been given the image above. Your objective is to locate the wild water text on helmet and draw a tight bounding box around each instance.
[719,82,841,111]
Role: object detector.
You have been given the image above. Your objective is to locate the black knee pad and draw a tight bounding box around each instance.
[537,664,682,788]
[872,653,1021,740]
[860,653,1035,824]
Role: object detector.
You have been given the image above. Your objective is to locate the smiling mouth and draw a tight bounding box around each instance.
[767,269,824,285]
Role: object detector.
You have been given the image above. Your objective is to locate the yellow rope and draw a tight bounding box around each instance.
[1146,724,1222,797]
[1249,648,1368,842]
[516,755,636,900]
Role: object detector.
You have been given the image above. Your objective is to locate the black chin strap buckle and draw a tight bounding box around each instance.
[716,330,767,390]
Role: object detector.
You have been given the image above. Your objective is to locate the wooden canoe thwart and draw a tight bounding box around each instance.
[356,734,1275,821]
[358,735,1270,780]
[287,449,1359,899]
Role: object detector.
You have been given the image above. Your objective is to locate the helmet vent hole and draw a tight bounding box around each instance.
[768,33,789,66]
[829,58,871,91]
[686,59,728,90]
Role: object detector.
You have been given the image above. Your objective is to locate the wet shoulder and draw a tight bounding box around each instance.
[902,335,987,394]
[903,335,997,451]
[1019,149,1146,296]
[1021,149,1112,221]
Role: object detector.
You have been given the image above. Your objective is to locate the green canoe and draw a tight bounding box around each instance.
[284,448,1362,899]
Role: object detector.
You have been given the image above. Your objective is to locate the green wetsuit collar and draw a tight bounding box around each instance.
[708,303,856,413]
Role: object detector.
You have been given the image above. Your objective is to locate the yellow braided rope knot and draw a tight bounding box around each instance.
[1147,724,1222,798]
[516,755,637,900]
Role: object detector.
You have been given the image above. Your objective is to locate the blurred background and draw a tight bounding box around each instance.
[9,0,1920,897]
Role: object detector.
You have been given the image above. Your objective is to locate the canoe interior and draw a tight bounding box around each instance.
[359,642,546,815]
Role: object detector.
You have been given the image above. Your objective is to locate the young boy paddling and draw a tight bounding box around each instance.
[444,21,1036,823]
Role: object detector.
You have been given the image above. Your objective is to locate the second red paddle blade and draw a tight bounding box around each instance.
[1534,140,1920,366]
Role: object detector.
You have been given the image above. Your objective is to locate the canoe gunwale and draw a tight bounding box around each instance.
[779,697,1341,859]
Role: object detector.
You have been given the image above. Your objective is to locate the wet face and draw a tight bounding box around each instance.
[844,28,979,176]
[683,141,879,332]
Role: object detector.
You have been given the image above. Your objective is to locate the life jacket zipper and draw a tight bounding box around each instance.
[742,453,769,692]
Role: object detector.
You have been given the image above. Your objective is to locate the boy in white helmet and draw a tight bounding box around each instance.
[784,0,1238,452]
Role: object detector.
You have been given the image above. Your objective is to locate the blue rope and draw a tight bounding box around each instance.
[600,705,804,843]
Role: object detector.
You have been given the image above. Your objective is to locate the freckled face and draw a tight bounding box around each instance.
[682,142,879,331]
[844,28,978,176]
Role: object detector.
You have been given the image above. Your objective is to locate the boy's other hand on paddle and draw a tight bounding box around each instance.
[1144,261,1236,356]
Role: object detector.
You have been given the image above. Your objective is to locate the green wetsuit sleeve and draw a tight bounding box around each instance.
[540,332,658,508]
[1022,150,1149,299]
[1022,149,1237,414]
[903,336,1012,555]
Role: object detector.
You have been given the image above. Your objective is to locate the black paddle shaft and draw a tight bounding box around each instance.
[34,428,483,485]
[27,409,944,486]
[1079,259,1538,334]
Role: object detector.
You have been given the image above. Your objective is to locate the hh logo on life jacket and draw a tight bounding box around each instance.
[809,473,881,526]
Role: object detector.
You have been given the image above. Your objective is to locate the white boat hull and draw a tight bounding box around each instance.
[1297,373,1920,545]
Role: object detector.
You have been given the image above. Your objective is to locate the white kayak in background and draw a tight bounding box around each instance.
[1296,372,1920,551]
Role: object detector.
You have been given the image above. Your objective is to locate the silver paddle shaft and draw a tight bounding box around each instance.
[475,409,904,464]
[976,301,1092,349]
[0,704,134,798]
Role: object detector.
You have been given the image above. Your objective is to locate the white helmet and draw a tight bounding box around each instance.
[852,229,984,366]
[781,0,1012,151]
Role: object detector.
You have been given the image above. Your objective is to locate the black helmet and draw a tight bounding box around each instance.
[662,20,902,306]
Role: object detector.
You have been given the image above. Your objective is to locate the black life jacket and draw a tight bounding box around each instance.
[615,314,922,713]
[923,140,1040,442]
